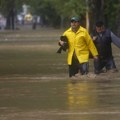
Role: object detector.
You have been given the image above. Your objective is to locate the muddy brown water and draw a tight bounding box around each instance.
[0,75,120,120]
[0,29,120,120]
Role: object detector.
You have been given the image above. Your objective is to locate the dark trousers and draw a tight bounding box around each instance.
[94,57,116,74]
[69,56,89,77]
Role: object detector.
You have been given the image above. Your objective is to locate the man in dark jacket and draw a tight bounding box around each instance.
[92,21,120,74]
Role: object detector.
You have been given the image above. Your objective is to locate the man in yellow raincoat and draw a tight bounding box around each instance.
[59,16,98,78]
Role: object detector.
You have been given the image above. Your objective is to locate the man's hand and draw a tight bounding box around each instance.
[93,36,97,41]
[59,40,65,46]
[93,56,98,60]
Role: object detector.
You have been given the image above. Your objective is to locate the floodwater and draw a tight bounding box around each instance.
[0,29,120,120]
[0,74,120,120]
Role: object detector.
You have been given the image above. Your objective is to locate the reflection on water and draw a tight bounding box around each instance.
[67,81,97,111]
[64,79,120,120]
[0,77,120,120]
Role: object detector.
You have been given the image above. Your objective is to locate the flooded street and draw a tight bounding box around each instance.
[0,75,120,120]
[0,29,120,119]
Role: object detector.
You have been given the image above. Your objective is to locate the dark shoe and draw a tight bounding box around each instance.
[94,70,100,74]
[94,69,106,74]
[107,68,118,73]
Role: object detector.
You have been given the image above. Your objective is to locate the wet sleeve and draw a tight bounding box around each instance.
[111,32,120,48]
[85,30,98,56]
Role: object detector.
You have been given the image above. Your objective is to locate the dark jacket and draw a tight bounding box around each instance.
[93,29,112,58]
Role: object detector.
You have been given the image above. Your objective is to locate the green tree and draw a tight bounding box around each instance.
[89,0,120,34]
[116,0,120,36]
[0,0,120,32]
[0,0,32,29]
[0,0,16,29]
[51,0,86,28]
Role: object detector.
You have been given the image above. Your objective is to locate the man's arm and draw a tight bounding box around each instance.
[111,32,120,48]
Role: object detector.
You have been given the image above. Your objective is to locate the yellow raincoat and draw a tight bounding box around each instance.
[63,26,98,65]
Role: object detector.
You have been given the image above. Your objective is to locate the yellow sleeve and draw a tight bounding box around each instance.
[85,30,98,57]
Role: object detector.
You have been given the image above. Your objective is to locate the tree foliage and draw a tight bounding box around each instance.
[0,0,120,33]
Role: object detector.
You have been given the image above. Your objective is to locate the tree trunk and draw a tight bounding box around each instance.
[117,18,120,37]
[86,0,90,32]
[116,0,120,37]
[6,8,15,30]
[89,0,105,32]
